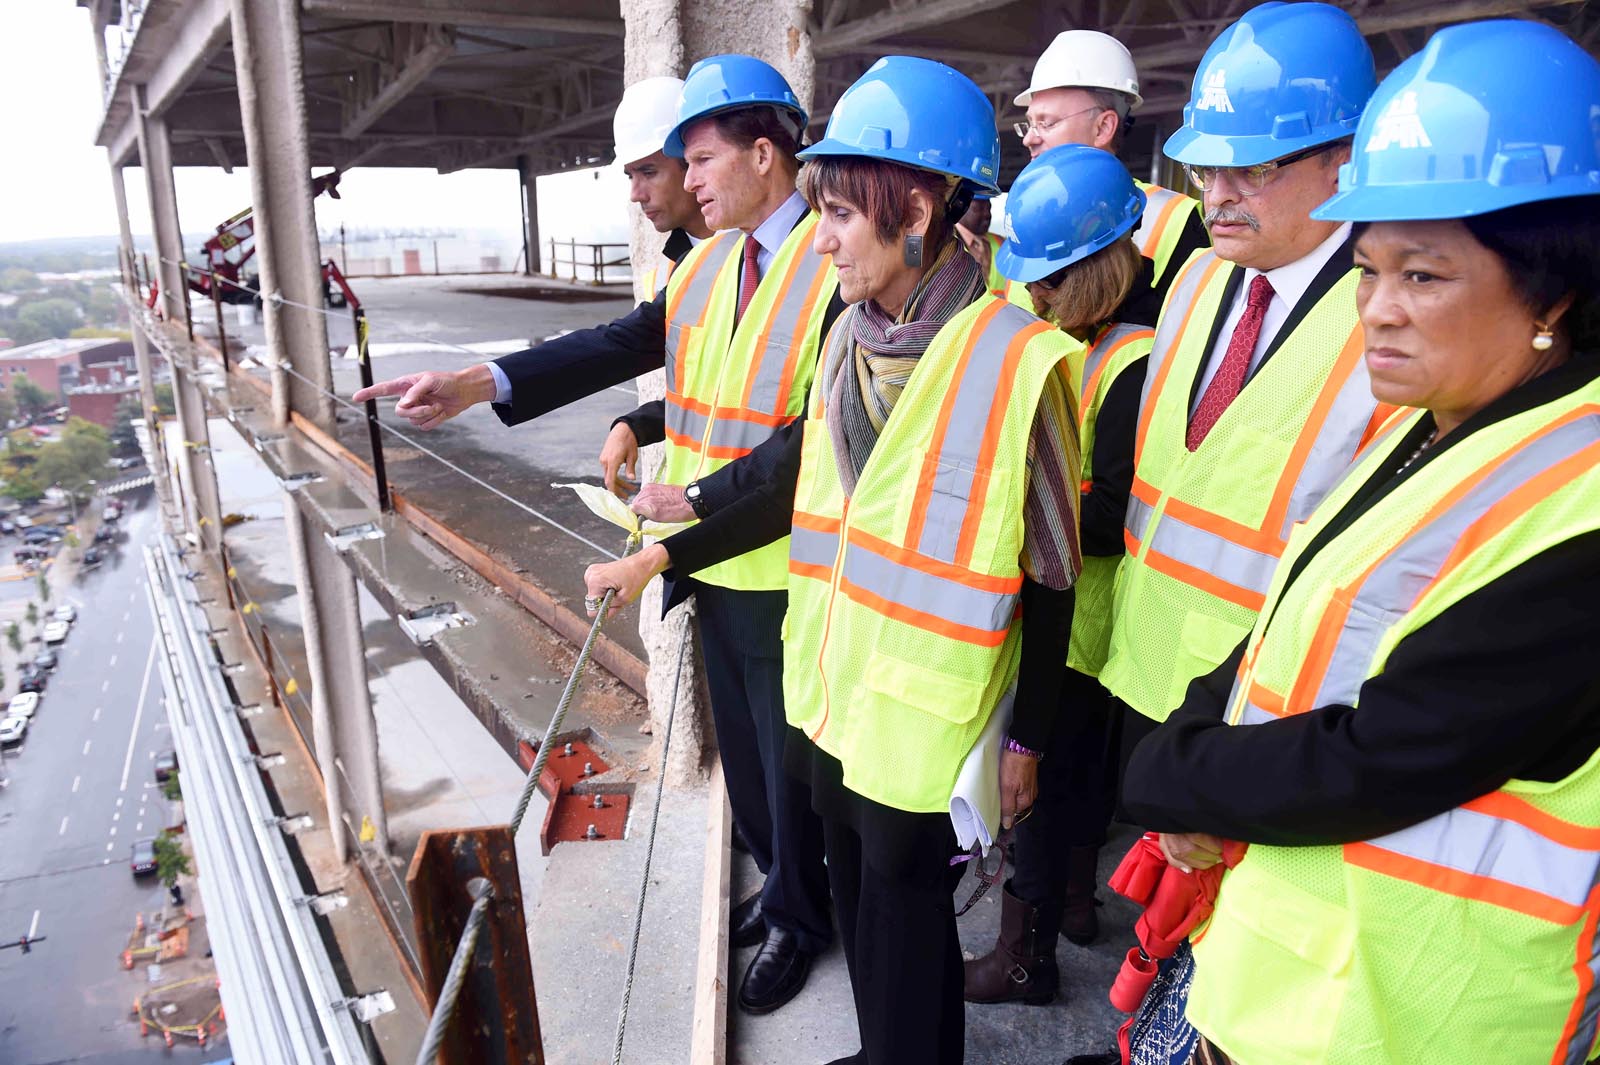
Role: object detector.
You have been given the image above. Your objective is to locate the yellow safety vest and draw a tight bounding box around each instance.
[640,248,675,299]
[1066,321,1154,677]
[1100,250,1387,722]
[784,296,1078,813]
[1002,180,1200,311]
[980,232,1008,296]
[660,215,838,590]
[1189,380,1600,1065]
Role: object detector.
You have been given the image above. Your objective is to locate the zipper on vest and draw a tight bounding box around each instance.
[809,496,850,743]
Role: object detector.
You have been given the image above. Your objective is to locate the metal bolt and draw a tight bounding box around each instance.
[584,824,598,840]
[592,794,604,809]
[562,742,574,757]
[581,761,595,777]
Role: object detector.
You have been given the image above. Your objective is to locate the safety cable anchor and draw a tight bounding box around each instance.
[293,890,348,916]
[276,471,324,491]
[324,522,385,553]
[398,602,470,646]
[264,812,315,834]
[248,752,287,770]
[334,989,395,1023]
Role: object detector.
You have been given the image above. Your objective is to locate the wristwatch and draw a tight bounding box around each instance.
[683,481,710,519]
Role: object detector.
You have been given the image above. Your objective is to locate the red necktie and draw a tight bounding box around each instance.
[1187,274,1274,450]
[735,236,761,323]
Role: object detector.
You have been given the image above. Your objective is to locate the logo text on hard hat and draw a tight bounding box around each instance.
[1197,70,1234,113]
[1366,92,1432,152]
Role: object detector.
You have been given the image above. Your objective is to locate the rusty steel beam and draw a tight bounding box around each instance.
[407,826,544,1065]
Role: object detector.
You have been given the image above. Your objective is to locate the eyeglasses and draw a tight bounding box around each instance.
[1029,264,1071,291]
[1183,143,1331,197]
[1013,106,1105,140]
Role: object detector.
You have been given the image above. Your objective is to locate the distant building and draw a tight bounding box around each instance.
[67,380,140,427]
[0,337,127,400]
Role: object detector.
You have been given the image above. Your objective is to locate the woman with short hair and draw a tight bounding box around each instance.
[1121,21,1600,1064]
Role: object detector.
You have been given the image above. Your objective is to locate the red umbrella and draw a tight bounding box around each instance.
[1106,833,1247,1013]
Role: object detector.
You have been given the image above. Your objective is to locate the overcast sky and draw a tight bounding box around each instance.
[0,4,630,245]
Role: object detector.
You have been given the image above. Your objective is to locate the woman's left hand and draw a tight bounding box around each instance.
[582,543,670,617]
[998,750,1039,830]
[631,483,696,523]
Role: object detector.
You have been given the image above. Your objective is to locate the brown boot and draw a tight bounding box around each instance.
[963,882,1059,1005]
[1060,845,1102,947]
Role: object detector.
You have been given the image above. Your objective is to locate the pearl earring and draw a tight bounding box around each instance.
[1533,324,1555,352]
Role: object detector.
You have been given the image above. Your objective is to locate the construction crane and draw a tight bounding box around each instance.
[183,170,349,309]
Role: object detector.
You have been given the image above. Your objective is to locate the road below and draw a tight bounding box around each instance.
[0,489,223,1064]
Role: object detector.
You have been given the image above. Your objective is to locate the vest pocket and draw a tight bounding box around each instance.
[1169,610,1252,718]
[840,650,986,809]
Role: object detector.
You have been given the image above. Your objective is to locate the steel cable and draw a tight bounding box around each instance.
[412,878,494,1065]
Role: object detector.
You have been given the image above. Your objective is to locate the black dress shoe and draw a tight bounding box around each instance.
[738,926,812,1014]
[823,1055,865,1065]
[731,892,766,949]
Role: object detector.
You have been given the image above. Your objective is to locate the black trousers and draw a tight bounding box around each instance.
[823,807,968,1065]
[1011,674,1158,907]
[696,582,832,953]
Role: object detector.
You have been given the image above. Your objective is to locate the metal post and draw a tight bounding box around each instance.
[180,263,194,343]
[351,308,392,513]
[141,253,153,302]
[211,271,229,371]
[262,628,280,708]
[546,237,554,279]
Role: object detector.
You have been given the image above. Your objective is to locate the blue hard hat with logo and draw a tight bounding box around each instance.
[797,56,1001,195]
[1314,20,1600,222]
[995,145,1146,283]
[663,54,807,158]
[1164,2,1376,167]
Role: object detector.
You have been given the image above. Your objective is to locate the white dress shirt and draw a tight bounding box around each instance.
[746,190,809,279]
[1192,222,1352,409]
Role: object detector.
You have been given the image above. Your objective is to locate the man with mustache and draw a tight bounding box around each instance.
[1101,2,1390,742]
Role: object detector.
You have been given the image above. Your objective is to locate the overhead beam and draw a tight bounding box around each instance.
[340,22,456,138]
[814,0,1022,58]
[300,0,622,36]
[435,100,617,172]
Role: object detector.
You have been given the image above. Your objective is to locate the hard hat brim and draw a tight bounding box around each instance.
[663,100,807,159]
[993,209,1142,284]
[1164,123,1358,168]
[797,137,1003,196]
[1313,173,1600,223]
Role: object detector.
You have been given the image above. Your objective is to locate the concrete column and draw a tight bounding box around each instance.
[229,0,333,432]
[108,162,160,427]
[617,0,817,783]
[518,155,541,276]
[131,84,223,551]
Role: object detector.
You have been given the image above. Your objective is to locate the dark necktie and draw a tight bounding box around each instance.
[735,236,761,324]
[1187,274,1274,450]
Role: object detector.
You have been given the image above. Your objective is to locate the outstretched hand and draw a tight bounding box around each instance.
[352,365,494,430]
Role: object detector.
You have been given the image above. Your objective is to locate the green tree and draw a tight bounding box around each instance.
[84,285,121,326]
[11,378,53,421]
[36,419,109,501]
[0,268,39,293]
[153,382,175,417]
[110,398,140,455]
[2,468,42,506]
[35,573,49,604]
[161,771,181,803]
[24,602,37,629]
[11,299,81,344]
[5,623,19,654]
[68,326,130,340]
[0,389,17,431]
[153,832,192,890]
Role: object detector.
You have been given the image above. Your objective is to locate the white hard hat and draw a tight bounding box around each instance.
[613,76,686,167]
[1015,30,1142,110]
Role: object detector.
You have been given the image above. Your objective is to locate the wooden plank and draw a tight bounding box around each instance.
[689,772,732,1065]
[407,826,544,1065]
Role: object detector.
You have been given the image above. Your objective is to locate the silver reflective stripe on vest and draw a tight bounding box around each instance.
[1305,414,1600,712]
[1273,327,1377,538]
[1567,943,1600,1065]
[916,302,1040,564]
[1361,805,1600,916]
[1138,507,1278,600]
[663,232,738,395]
[844,536,1017,636]
[704,416,780,454]
[1235,698,1275,726]
[667,403,708,444]
[744,225,828,417]
[1133,184,1181,255]
[1139,252,1221,417]
[789,522,839,571]
[1125,494,1155,547]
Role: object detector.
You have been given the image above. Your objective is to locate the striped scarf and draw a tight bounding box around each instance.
[826,239,988,491]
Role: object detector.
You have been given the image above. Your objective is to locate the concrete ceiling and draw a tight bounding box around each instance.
[87,0,1600,185]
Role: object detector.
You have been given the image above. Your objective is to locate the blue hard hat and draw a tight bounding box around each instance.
[1314,20,1600,222]
[1164,2,1376,167]
[994,146,1146,284]
[797,56,1001,195]
[663,54,807,158]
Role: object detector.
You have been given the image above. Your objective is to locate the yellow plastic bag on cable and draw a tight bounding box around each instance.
[553,482,694,543]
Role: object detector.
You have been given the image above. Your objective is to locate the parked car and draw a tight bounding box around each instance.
[0,716,26,746]
[83,547,102,566]
[41,621,68,645]
[7,692,39,719]
[101,507,119,523]
[113,456,142,470]
[52,604,75,624]
[32,649,56,671]
[0,520,14,534]
[21,530,53,546]
[129,838,158,877]
[154,749,179,783]
[14,515,33,529]
[17,667,46,694]
[12,546,49,564]
[93,527,115,544]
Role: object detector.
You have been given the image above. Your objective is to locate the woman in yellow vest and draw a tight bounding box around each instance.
[963,144,1157,1005]
[585,55,1083,1064]
[1118,22,1600,1065]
